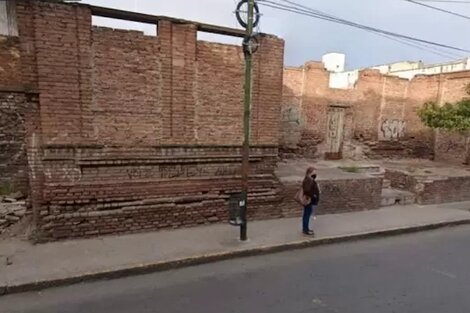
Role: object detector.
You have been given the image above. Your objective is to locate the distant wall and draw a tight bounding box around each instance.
[281,62,470,163]
[279,176,382,217]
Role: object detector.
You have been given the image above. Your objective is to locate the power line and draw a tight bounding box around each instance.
[375,33,463,59]
[413,0,470,3]
[404,0,470,20]
[269,0,464,58]
[257,0,470,53]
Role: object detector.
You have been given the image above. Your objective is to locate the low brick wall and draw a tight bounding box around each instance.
[418,176,470,204]
[278,177,383,218]
[385,170,470,205]
[36,146,282,241]
[384,170,417,192]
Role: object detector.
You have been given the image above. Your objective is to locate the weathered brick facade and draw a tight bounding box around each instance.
[385,169,470,205]
[279,177,383,217]
[0,31,38,195]
[2,1,285,240]
[0,90,35,194]
[282,62,470,163]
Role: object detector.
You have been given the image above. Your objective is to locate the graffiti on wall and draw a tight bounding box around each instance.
[380,119,406,140]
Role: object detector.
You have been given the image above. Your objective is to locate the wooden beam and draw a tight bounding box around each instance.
[89,5,247,38]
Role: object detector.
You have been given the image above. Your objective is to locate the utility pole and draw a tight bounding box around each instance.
[239,0,256,241]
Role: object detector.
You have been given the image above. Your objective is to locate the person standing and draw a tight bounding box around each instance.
[302,167,320,236]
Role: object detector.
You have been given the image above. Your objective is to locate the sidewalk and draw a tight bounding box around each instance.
[2,201,470,295]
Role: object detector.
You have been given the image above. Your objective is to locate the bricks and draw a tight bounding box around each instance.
[0,36,21,87]
[0,91,38,194]
[5,1,285,241]
[281,62,470,162]
[278,177,383,217]
[385,169,470,205]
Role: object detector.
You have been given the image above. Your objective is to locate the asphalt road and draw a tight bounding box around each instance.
[2,226,470,313]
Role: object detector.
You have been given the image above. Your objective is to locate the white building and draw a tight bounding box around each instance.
[382,58,470,79]
[322,53,346,73]
[322,54,470,89]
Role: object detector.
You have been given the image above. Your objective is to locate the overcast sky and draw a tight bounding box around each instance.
[81,0,470,69]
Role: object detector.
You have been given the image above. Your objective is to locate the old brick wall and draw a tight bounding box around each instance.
[0,30,30,193]
[278,177,382,217]
[0,91,29,193]
[385,169,470,204]
[281,62,358,158]
[0,36,21,87]
[90,26,161,146]
[281,61,470,162]
[13,1,285,240]
[196,36,284,146]
[281,67,304,155]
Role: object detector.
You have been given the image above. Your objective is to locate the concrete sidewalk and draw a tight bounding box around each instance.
[1,201,470,295]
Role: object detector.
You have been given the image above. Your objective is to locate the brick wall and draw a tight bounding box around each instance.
[12,1,285,240]
[38,145,281,240]
[281,62,470,162]
[278,177,382,217]
[385,169,470,205]
[0,36,21,87]
[0,91,30,193]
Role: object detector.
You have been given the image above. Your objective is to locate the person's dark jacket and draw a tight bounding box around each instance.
[302,176,320,205]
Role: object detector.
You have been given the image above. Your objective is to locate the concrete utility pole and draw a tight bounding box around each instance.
[239,0,256,241]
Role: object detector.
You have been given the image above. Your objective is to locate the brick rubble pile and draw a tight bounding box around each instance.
[0,192,27,234]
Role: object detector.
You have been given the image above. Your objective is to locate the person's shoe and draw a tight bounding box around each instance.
[303,230,315,236]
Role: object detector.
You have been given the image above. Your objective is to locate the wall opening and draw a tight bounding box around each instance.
[91,16,157,36]
[197,31,242,46]
[0,0,18,36]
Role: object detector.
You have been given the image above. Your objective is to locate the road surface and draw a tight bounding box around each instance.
[2,226,470,313]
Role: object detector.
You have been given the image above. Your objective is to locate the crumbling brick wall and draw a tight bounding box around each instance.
[0,32,31,193]
[278,176,382,217]
[12,1,284,241]
[385,169,470,204]
[0,36,21,87]
[0,91,28,193]
[281,61,470,162]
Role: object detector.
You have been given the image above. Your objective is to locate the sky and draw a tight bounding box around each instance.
[80,0,470,69]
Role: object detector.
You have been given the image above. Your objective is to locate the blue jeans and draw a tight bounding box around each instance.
[302,203,317,232]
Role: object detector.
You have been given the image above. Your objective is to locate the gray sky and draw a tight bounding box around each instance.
[81,0,470,69]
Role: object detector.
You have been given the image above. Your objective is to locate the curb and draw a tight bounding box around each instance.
[2,219,470,296]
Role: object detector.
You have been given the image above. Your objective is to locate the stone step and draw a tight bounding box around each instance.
[381,188,416,207]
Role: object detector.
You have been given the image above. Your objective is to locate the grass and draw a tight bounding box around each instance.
[340,166,360,173]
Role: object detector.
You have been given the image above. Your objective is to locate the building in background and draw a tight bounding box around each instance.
[324,53,470,89]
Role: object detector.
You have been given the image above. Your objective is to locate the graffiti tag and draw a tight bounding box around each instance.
[381,119,405,140]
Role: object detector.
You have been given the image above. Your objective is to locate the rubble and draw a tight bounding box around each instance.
[0,193,28,234]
